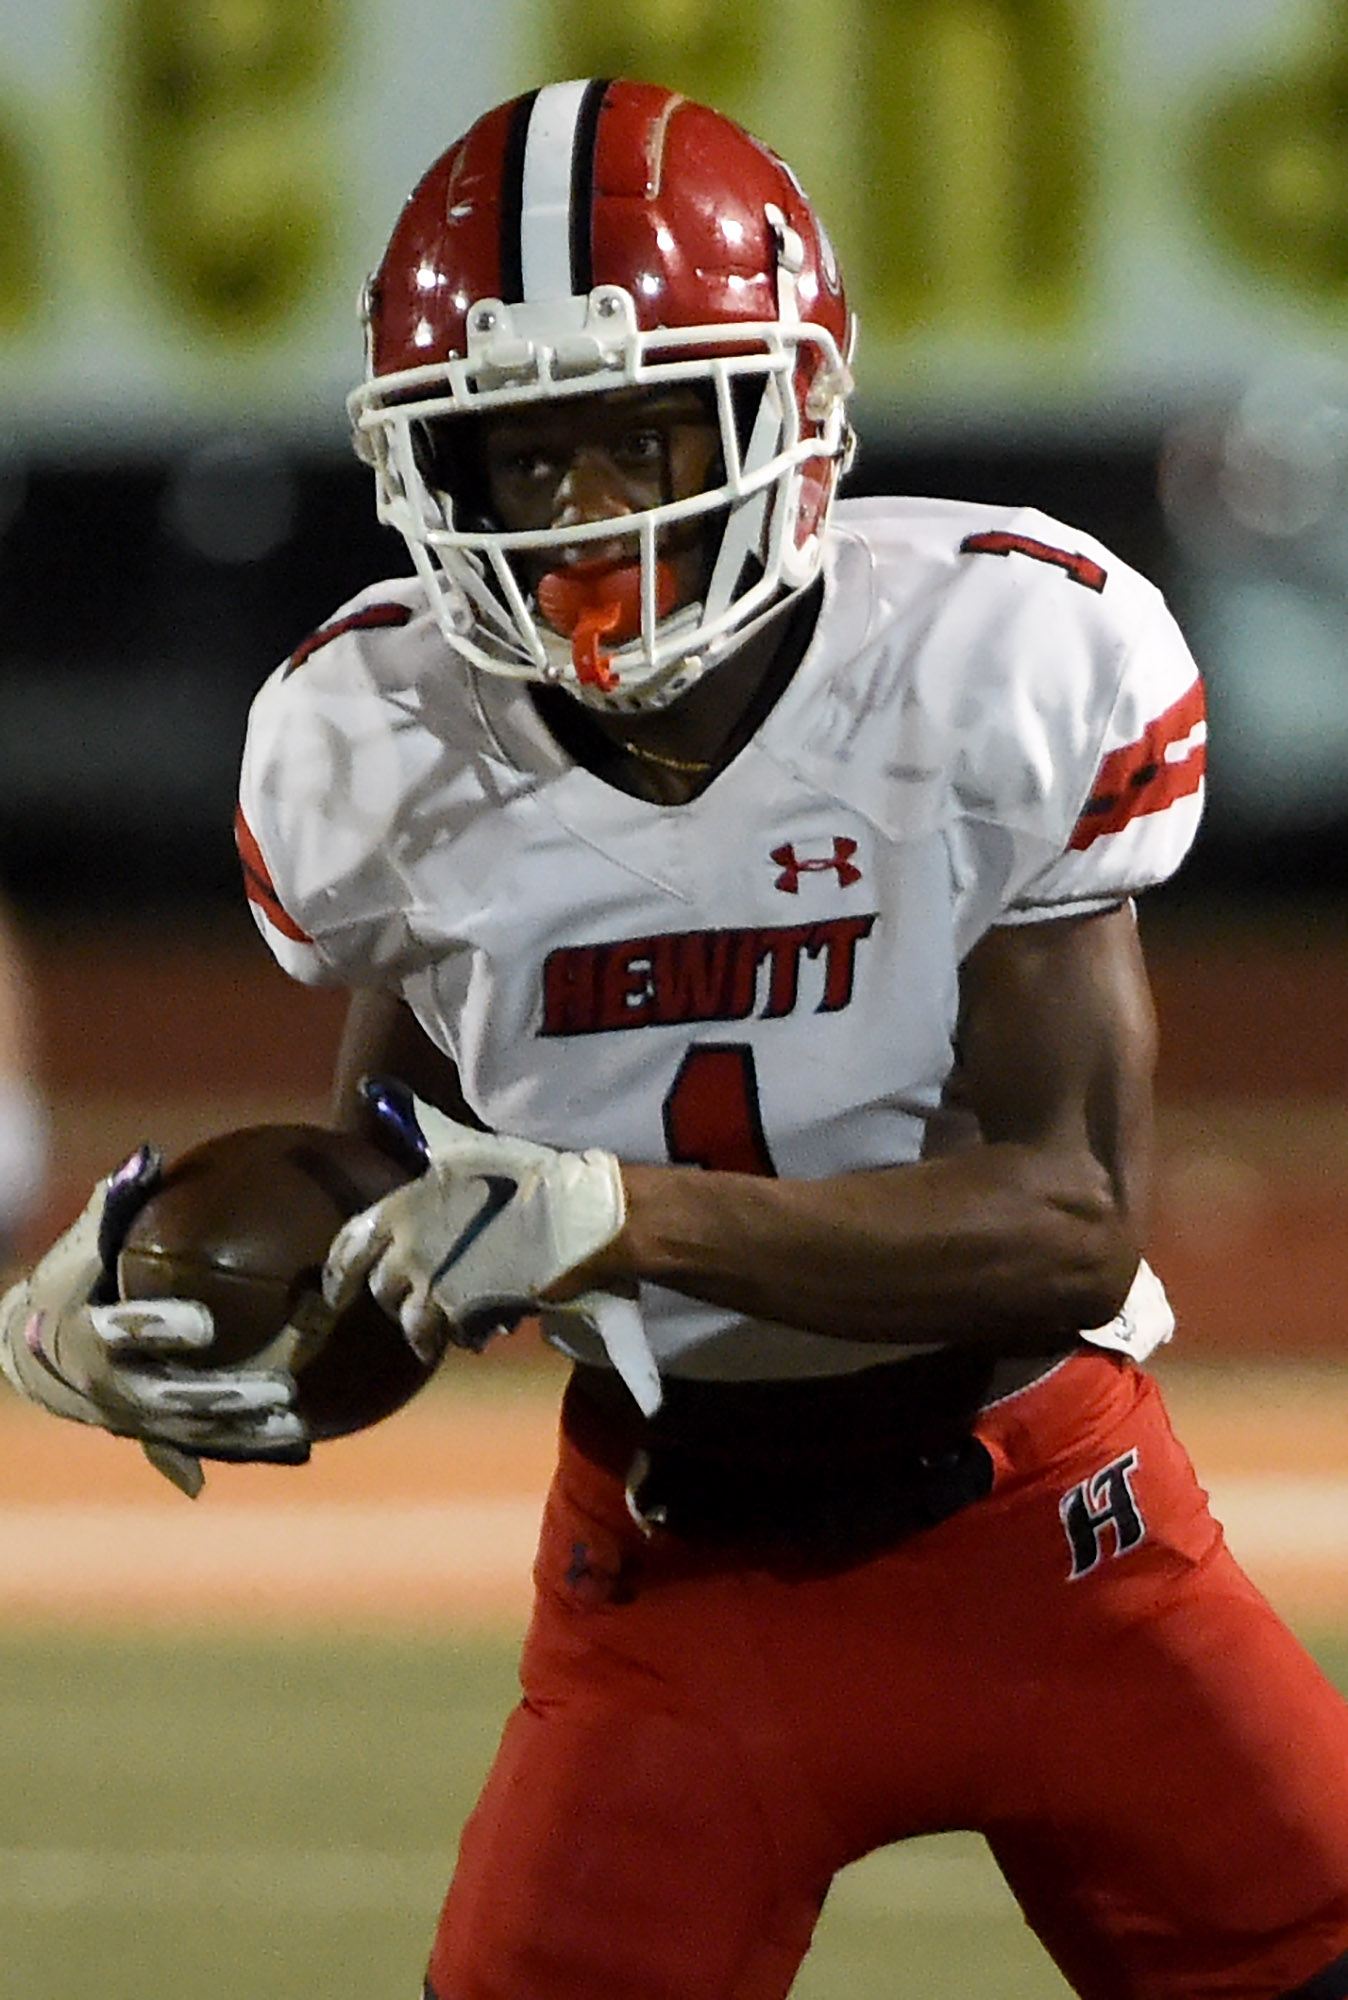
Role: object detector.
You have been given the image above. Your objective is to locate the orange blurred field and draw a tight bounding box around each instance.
[0,1356,1345,1635]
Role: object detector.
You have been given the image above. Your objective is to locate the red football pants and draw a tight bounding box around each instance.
[427,1353,1348,2000]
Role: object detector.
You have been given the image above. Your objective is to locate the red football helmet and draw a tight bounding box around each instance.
[349,78,856,709]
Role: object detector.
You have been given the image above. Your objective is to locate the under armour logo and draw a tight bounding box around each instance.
[771,837,862,894]
[1060,1449,1146,1578]
[565,1540,599,1590]
[563,1538,638,1608]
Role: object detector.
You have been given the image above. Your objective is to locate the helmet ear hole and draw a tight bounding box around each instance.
[409,419,444,485]
[729,378,766,465]
[410,415,498,529]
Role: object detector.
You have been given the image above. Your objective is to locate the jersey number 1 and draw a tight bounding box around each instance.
[959,528,1106,593]
[662,1044,777,1176]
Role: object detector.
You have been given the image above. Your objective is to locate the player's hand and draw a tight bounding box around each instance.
[0,1147,309,1498]
[323,1076,662,1414]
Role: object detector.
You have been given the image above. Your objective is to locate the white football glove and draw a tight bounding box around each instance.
[0,1147,309,1498]
[323,1080,662,1415]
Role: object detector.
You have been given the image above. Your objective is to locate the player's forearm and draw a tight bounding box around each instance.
[597,1145,1138,1349]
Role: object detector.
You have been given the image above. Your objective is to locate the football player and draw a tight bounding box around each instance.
[8,78,1348,2000]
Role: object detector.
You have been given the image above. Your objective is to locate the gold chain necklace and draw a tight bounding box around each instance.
[615,736,714,775]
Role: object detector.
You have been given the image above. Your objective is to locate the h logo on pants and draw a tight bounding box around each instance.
[1060,1449,1146,1579]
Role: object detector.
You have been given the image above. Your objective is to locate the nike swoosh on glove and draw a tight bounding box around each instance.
[0,1146,309,1497]
[323,1077,662,1415]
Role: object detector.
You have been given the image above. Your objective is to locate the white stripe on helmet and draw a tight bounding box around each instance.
[519,79,591,301]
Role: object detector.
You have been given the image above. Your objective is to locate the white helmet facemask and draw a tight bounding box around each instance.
[349,275,854,712]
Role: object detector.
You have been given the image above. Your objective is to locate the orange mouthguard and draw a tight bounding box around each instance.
[536,561,677,691]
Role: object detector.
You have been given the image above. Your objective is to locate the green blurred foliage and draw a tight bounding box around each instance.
[543,0,1094,339]
[856,0,1092,335]
[1193,30,1348,304]
[115,0,344,340]
[546,0,765,119]
[0,96,43,334]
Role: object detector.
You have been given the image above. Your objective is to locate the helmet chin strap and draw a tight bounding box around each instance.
[536,559,678,693]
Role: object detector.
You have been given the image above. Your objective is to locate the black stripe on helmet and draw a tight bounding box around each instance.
[568,78,610,296]
[498,87,539,303]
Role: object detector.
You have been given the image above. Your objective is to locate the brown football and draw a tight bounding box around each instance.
[116,1123,433,1441]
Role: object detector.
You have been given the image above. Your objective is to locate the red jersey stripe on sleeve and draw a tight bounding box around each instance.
[284,601,413,676]
[1069,679,1206,852]
[960,529,1107,593]
[234,806,314,944]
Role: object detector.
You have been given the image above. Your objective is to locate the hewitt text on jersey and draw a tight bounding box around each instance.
[539,917,879,1037]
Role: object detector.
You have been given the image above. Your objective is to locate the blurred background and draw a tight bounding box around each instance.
[1,3,1348,1995]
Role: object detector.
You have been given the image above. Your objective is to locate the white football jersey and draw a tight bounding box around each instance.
[238,497,1205,1382]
